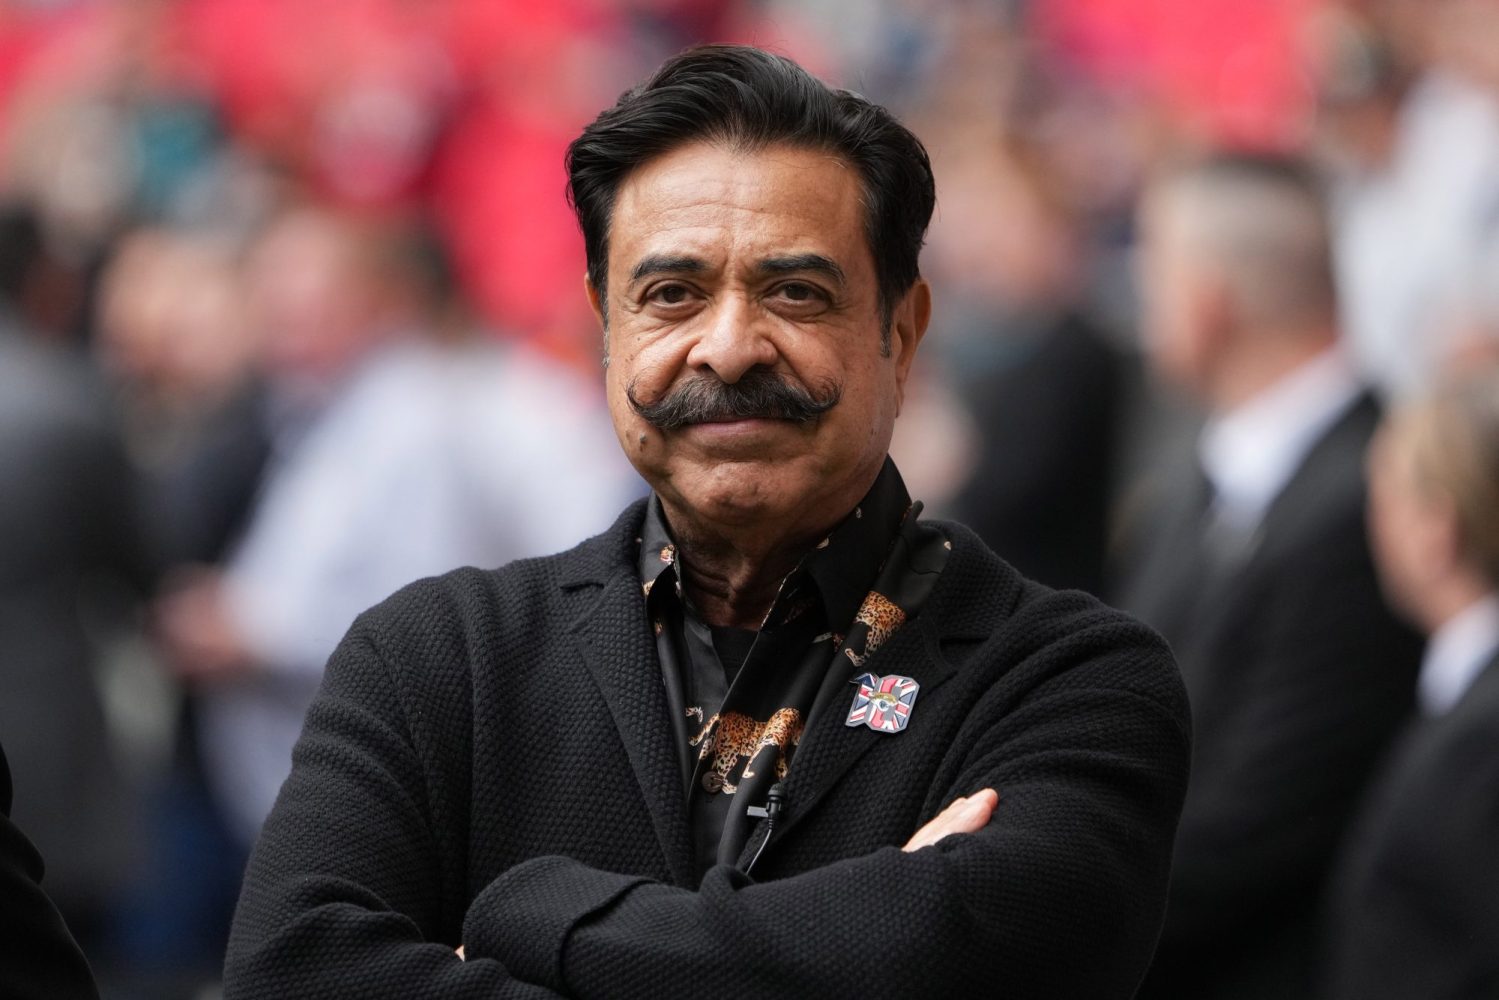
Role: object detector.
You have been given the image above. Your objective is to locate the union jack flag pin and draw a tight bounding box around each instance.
[845,672,920,733]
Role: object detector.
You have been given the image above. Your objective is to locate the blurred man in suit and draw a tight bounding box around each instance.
[1322,367,1499,998]
[936,137,1125,596]
[1119,152,1423,999]
[0,205,153,953]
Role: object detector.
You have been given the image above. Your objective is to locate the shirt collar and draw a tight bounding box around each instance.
[1419,592,1499,716]
[1198,345,1363,533]
[638,495,682,605]
[801,458,914,631]
[636,457,915,632]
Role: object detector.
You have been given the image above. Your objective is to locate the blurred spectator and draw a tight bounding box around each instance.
[1117,152,1422,1000]
[92,224,272,995]
[929,136,1125,594]
[1314,0,1499,398]
[0,203,153,956]
[1322,367,1499,999]
[153,204,637,852]
[0,158,93,344]
[95,226,268,533]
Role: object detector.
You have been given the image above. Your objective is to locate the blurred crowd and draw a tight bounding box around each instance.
[2,0,1498,998]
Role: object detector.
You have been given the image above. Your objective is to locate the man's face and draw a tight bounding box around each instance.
[1366,424,1443,626]
[594,141,926,534]
[247,213,380,381]
[1136,190,1217,396]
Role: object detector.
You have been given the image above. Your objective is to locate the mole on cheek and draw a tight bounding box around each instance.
[638,433,649,448]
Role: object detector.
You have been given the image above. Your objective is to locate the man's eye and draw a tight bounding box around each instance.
[649,284,691,305]
[777,282,823,303]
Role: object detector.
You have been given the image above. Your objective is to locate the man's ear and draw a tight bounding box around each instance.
[1194,267,1236,355]
[1421,490,1467,579]
[585,274,606,331]
[890,278,932,412]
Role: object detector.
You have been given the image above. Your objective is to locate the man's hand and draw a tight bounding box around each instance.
[153,567,256,683]
[902,789,999,852]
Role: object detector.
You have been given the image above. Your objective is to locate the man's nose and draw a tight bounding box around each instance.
[683,294,779,384]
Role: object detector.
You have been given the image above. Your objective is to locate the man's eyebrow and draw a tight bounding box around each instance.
[757,254,846,286]
[629,254,708,284]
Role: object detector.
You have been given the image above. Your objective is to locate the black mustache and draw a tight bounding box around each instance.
[627,371,842,430]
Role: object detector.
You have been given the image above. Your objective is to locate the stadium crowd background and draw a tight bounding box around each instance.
[3,1,1498,998]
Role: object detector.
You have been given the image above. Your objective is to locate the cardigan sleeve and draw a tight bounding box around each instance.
[463,612,1190,1000]
[222,625,565,1000]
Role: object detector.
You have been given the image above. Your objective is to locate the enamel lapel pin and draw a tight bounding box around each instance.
[845,672,919,733]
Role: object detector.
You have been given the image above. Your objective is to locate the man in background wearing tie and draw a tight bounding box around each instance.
[1120,152,1423,1000]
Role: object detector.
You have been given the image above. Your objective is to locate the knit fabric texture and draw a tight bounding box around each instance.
[224,501,1191,999]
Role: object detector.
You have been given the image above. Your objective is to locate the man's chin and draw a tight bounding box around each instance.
[657,460,817,526]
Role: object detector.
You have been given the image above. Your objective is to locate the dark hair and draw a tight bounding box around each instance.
[566,44,935,347]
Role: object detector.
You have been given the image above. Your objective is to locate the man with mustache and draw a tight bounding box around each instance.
[225,45,1190,999]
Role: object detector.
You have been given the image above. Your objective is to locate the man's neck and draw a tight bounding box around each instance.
[1208,327,1339,413]
[1196,338,1361,531]
[1420,574,1495,637]
[658,504,842,629]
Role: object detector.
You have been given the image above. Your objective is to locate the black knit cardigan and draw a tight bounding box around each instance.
[225,501,1191,999]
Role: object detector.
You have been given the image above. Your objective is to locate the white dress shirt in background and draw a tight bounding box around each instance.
[201,338,639,845]
[1418,593,1499,717]
[1197,345,1364,540]
[1332,71,1499,399]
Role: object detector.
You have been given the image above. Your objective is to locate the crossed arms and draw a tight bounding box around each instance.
[224,592,1188,999]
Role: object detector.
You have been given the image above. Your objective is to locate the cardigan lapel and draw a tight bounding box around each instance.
[565,505,1001,877]
[768,614,957,845]
[733,523,1006,863]
[569,549,695,887]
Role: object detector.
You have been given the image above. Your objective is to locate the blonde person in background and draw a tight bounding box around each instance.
[1322,366,1499,999]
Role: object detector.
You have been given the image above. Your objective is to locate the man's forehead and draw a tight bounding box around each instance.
[607,142,868,275]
